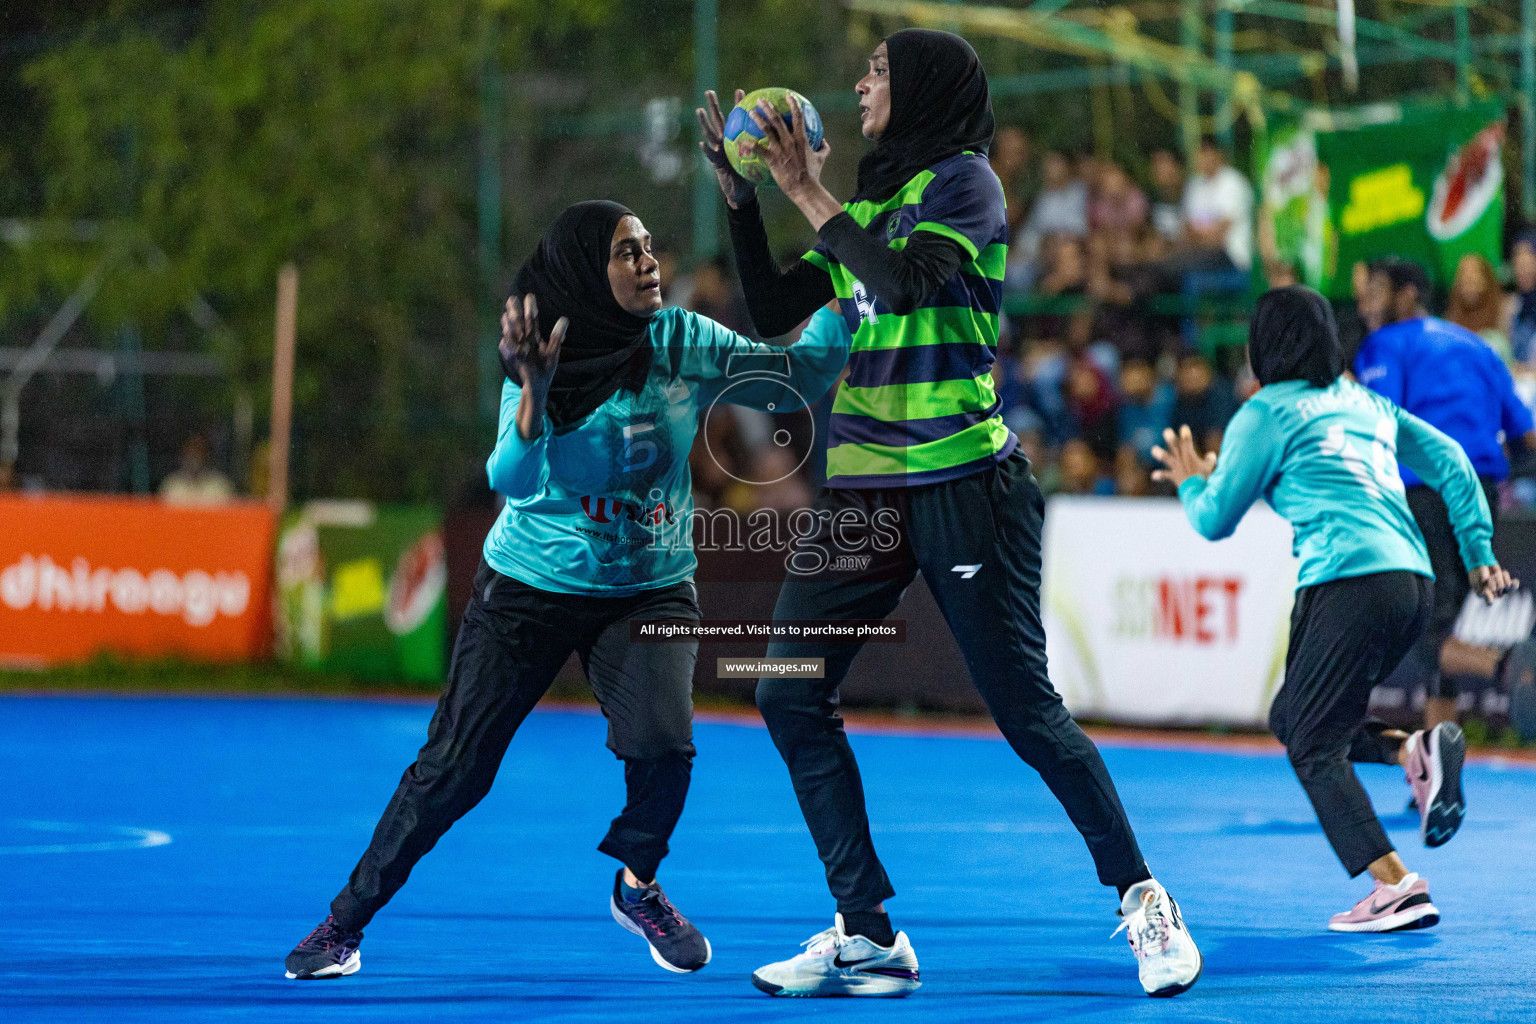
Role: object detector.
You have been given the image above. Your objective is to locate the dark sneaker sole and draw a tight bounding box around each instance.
[1148,949,1202,998]
[285,951,360,980]
[609,896,711,973]
[1423,723,1465,848]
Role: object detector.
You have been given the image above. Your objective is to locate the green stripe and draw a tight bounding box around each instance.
[802,249,830,272]
[844,170,935,225]
[911,221,979,260]
[833,371,998,422]
[972,243,1006,281]
[826,416,1010,478]
[849,305,999,350]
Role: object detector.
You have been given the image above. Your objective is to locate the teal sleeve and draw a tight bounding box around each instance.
[1176,399,1283,541]
[688,308,849,410]
[484,379,551,500]
[1393,405,1496,570]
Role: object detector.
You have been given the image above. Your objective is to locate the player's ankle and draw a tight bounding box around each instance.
[841,909,895,947]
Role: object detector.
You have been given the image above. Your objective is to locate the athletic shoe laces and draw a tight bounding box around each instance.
[801,926,843,956]
[631,890,683,938]
[1113,894,1171,953]
[300,916,360,953]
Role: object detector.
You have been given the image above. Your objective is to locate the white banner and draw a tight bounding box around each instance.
[1042,496,1301,727]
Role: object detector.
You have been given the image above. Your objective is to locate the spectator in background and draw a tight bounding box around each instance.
[1148,149,1185,243]
[1178,137,1253,274]
[0,460,15,493]
[1088,161,1148,238]
[159,435,234,505]
[685,254,753,337]
[1011,150,1088,285]
[1117,359,1175,467]
[1114,446,1151,497]
[990,126,1033,236]
[1036,233,1089,298]
[1064,351,1120,461]
[1172,352,1237,454]
[1059,437,1113,495]
[1503,231,1536,365]
[1446,253,1511,361]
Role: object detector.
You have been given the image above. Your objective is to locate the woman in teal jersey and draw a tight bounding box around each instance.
[699,29,1201,1000]
[283,201,847,981]
[1155,285,1516,933]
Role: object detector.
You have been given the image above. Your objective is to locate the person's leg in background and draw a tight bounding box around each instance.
[751,487,925,997]
[1405,482,1502,730]
[286,564,590,979]
[583,581,712,973]
[1269,571,1443,932]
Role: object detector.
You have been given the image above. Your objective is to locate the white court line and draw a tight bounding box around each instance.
[0,820,172,855]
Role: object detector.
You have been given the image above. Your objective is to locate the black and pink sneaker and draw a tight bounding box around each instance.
[285,914,363,979]
[609,870,711,973]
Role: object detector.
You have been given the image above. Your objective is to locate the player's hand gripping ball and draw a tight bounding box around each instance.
[722,87,824,186]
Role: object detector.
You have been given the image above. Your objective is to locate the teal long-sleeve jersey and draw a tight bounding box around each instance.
[1176,377,1495,589]
[483,306,850,595]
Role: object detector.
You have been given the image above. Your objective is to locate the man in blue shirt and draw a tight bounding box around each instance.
[1355,257,1536,733]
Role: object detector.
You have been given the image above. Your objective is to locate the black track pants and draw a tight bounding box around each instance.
[1270,570,1433,877]
[755,450,1150,912]
[331,561,699,930]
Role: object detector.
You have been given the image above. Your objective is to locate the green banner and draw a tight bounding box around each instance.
[1259,100,1506,299]
[275,503,447,684]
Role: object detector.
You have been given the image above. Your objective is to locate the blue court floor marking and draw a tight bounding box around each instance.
[0,695,1530,1024]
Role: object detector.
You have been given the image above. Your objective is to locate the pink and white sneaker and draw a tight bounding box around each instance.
[1327,873,1439,933]
[1404,723,1466,847]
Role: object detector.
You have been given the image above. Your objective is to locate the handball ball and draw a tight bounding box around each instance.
[722,87,824,186]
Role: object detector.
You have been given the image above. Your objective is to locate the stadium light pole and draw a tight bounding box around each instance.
[692,0,719,262]
[1216,1,1235,147]
[1526,0,1536,221]
[1179,0,1202,159]
[478,56,505,437]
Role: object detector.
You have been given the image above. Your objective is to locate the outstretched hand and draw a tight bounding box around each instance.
[499,294,566,395]
[1151,426,1217,488]
[746,95,829,199]
[1470,564,1519,604]
[696,89,756,210]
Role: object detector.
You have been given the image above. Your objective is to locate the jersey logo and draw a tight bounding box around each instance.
[951,564,982,579]
[850,280,879,325]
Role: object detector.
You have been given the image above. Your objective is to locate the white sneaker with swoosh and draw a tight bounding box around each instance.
[750,914,920,997]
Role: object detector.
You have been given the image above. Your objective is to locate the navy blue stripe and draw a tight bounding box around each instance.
[856,272,1002,321]
[829,399,1003,447]
[825,433,1018,489]
[846,342,994,389]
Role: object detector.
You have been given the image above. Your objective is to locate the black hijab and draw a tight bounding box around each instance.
[853,28,996,204]
[1249,285,1345,388]
[511,200,654,430]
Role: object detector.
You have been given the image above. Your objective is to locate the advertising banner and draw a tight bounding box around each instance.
[1258,100,1506,297]
[275,502,447,683]
[1041,496,1300,727]
[0,494,275,667]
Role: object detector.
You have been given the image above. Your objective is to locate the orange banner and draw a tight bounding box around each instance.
[0,494,276,667]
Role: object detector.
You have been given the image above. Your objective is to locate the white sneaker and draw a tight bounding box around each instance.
[750,914,921,997]
[1115,879,1202,997]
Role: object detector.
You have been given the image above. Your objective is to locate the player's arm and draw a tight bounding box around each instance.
[1393,405,1516,602]
[1155,401,1281,542]
[686,307,850,411]
[818,158,998,315]
[1490,349,1536,450]
[486,295,561,500]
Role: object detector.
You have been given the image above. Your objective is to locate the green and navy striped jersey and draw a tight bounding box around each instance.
[804,151,1014,488]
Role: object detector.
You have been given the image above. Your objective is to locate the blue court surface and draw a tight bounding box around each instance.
[2,695,1532,1024]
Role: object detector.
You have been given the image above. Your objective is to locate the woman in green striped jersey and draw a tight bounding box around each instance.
[698,28,1202,999]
